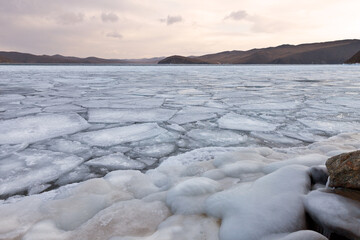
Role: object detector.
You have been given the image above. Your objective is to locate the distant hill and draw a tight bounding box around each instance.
[158,39,360,64]
[158,55,210,64]
[345,50,360,63]
[0,52,164,64]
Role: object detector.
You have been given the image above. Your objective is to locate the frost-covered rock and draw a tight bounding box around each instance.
[326,150,360,189]
[205,165,311,240]
[0,113,89,144]
[304,189,360,239]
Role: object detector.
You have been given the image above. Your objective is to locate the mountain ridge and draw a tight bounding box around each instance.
[159,39,360,64]
[0,51,163,64]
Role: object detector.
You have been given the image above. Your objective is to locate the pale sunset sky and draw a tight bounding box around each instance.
[1,0,359,59]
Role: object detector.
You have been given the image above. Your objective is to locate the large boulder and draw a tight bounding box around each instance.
[326,150,360,189]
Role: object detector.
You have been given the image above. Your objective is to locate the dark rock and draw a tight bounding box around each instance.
[310,166,329,185]
[326,150,360,189]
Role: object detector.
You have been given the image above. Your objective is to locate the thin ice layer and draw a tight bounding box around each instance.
[72,123,168,147]
[0,149,84,196]
[88,108,177,123]
[0,113,89,144]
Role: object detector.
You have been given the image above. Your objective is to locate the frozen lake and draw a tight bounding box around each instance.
[1,64,360,197]
[1,64,360,240]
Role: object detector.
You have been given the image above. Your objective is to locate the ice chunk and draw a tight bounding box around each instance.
[85,153,146,171]
[218,112,277,132]
[133,143,176,158]
[206,165,311,240]
[88,108,177,123]
[166,177,221,214]
[0,149,84,196]
[187,129,247,146]
[0,113,89,145]
[72,123,168,147]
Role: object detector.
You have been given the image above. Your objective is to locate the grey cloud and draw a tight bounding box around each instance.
[101,12,119,22]
[56,12,84,25]
[106,32,122,39]
[161,15,182,25]
[224,10,247,21]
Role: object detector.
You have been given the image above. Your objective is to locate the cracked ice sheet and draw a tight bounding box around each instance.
[0,113,90,145]
[0,149,84,196]
[218,112,278,132]
[88,108,177,123]
[72,123,169,147]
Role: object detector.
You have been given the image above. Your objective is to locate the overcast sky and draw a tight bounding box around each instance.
[1,0,359,58]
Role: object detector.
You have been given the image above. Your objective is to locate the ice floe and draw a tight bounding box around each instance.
[0,113,89,145]
[72,123,168,147]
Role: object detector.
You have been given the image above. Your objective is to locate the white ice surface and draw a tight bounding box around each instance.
[0,113,89,144]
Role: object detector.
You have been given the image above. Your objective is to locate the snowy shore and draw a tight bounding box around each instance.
[1,132,359,240]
